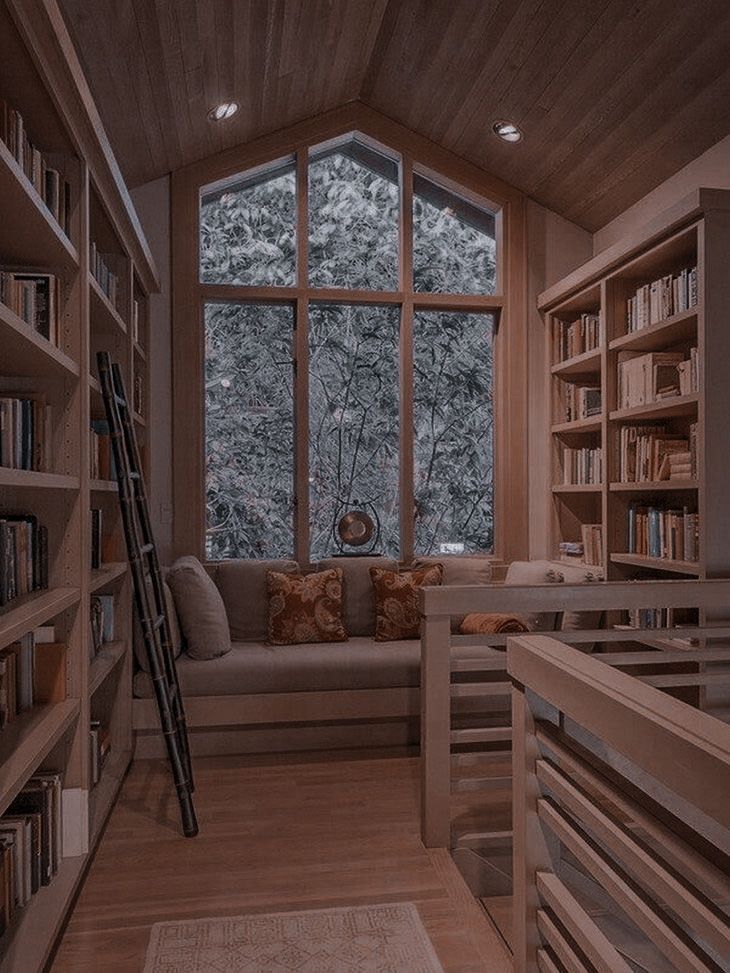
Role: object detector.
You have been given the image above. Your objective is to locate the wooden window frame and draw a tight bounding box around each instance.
[171,104,528,566]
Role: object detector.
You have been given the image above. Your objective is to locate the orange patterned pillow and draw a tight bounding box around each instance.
[369,564,443,641]
[267,568,347,645]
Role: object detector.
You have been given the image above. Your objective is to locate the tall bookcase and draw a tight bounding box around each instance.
[540,189,730,589]
[0,1,156,968]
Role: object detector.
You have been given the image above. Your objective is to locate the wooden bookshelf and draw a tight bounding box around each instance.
[609,553,701,576]
[540,190,730,595]
[0,0,158,967]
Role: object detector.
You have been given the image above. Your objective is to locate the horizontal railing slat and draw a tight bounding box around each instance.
[508,635,730,828]
[538,797,717,972]
[536,871,632,973]
[536,910,586,973]
[421,577,730,615]
[536,760,730,958]
[535,723,730,901]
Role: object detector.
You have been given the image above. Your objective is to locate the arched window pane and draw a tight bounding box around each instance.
[413,174,497,294]
[309,304,400,559]
[308,140,399,290]
[414,310,494,554]
[200,161,296,286]
[205,302,294,558]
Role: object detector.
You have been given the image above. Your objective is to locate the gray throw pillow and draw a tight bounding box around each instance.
[133,579,183,672]
[167,556,231,660]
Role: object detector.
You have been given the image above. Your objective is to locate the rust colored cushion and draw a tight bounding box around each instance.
[459,612,530,635]
[267,568,347,645]
[369,564,443,641]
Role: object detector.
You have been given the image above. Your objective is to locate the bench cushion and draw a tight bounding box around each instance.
[133,636,496,697]
[215,559,299,641]
[317,557,398,636]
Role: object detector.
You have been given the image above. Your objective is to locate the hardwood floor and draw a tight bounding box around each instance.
[51,751,511,972]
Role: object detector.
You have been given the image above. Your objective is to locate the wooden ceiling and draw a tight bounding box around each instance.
[58,0,730,231]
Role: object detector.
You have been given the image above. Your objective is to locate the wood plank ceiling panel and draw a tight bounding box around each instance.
[58,0,389,183]
[58,0,730,230]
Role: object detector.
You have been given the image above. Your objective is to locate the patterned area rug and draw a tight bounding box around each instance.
[142,902,445,972]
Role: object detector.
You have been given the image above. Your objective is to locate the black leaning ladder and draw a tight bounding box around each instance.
[97,352,198,837]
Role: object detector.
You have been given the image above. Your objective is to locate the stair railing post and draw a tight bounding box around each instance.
[420,611,452,848]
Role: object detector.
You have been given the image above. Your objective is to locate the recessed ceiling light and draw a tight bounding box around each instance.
[208,102,239,122]
[492,120,522,143]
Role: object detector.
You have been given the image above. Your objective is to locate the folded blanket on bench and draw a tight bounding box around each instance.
[459,612,530,635]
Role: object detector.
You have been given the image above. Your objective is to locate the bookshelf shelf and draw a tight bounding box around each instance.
[88,748,131,849]
[90,479,117,493]
[0,142,78,270]
[0,302,79,380]
[551,417,602,434]
[610,553,701,576]
[89,272,127,335]
[610,481,698,492]
[0,588,80,652]
[609,394,698,423]
[609,307,698,353]
[540,195,730,585]
[0,854,86,973]
[550,348,601,377]
[0,2,156,965]
[552,484,603,494]
[89,563,127,593]
[0,469,79,490]
[89,641,128,696]
[0,700,79,817]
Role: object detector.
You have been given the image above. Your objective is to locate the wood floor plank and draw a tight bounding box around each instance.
[51,753,508,972]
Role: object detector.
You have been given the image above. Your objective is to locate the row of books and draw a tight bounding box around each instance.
[560,446,602,485]
[617,349,698,411]
[627,505,699,562]
[132,298,141,344]
[624,607,678,629]
[89,720,111,787]
[0,633,65,728]
[133,373,144,417]
[581,523,603,566]
[90,509,103,571]
[90,594,114,660]
[616,423,698,482]
[557,383,601,422]
[90,242,120,309]
[0,395,50,472]
[0,270,59,345]
[89,420,115,481]
[553,312,601,363]
[0,772,63,932]
[0,100,72,237]
[0,516,48,607]
[625,265,698,333]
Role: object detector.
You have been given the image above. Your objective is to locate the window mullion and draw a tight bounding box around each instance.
[400,299,415,563]
[399,157,415,562]
[295,149,310,563]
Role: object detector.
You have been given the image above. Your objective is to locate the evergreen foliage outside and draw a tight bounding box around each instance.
[201,142,495,559]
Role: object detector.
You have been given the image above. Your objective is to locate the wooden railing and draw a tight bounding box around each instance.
[418,578,730,849]
[509,633,730,972]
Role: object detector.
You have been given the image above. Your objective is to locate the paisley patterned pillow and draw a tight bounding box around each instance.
[369,564,443,641]
[267,568,347,645]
